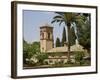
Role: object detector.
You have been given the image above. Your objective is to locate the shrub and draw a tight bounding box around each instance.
[36,53,48,65]
[74,52,85,65]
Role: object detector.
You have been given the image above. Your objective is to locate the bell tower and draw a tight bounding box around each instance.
[40,24,53,52]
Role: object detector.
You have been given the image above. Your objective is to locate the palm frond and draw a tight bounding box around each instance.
[59,20,64,26]
[51,20,56,24]
[51,19,64,26]
[53,16,63,19]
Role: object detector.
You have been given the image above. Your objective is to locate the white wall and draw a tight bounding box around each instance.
[0,0,100,80]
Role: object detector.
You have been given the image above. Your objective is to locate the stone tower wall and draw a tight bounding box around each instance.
[40,26,53,52]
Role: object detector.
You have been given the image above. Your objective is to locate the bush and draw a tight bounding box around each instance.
[74,52,85,65]
[36,53,48,65]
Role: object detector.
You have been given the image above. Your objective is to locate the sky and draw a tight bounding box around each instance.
[23,10,67,44]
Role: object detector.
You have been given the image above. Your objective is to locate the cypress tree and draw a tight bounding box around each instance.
[61,27,66,46]
[56,37,61,47]
[70,27,76,46]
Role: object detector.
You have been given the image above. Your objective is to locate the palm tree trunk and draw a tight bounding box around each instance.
[67,23,71,63]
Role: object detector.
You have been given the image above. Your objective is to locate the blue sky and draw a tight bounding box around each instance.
[23,10,66,44]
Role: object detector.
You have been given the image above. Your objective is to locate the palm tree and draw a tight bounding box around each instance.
[51,12,85,63]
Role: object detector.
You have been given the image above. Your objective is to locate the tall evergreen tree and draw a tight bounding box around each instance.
[78,14,91,52]
[70,27,76,46]
[61,27,66,46]
[56,37,61,47]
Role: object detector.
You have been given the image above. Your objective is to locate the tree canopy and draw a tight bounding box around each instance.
[78,14,91,51]
[23,40,40,63]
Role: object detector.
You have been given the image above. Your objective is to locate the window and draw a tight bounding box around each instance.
[48,32,50,39]
[41,33,44,39]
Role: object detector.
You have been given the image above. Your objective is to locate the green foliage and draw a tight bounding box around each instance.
[56,37,61,47]
[75,52,85,65]
[23,40,31,63]
[23,40,49,65]
[70,27,76,46]
[61,27,67,46]
[36,53,48,64]
[31,42,40,54]
[77,14,91,51]
[23,40,40,64]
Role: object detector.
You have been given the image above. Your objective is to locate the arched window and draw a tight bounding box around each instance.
[42,33,44,39]
[41,33,44,39]
[40,32,44,39]
[48,32,50,39]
